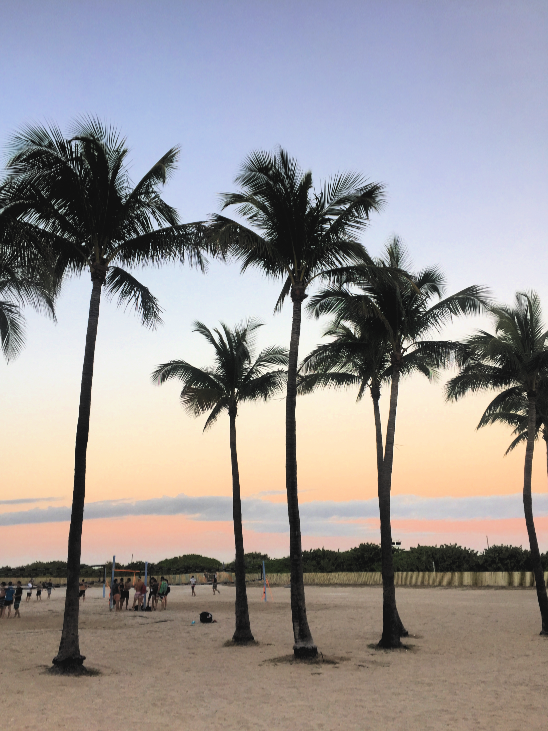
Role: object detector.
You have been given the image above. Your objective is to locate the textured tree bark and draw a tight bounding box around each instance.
[523,396,548,634]
[377,364,403,648]
[229,406,254,643]
[286,285,317,658]
[53,264,106,671]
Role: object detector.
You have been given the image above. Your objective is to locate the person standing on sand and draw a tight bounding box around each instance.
[133,575,146,610]
[3,583,15,618]
[122,578,132,610]
[148,577,159,610]
[45,581,53,599]
[158,576,168,610]
[112,579,121,611]
[36,582,42,601]
[212,573,220,595]
[79,580,87,601]
[26,580,33,602]
[14,582,23,618]
[190,575,197,597]
[0,582,6,618]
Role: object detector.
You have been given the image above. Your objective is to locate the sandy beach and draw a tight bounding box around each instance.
[1,584,547,730]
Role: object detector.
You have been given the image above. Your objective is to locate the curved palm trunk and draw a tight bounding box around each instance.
[377,365,403,648]
[287,287,317,658]
[53,265,106,671]
[229,407,254,643]
[371,384,407,641]
[524,396,548,634]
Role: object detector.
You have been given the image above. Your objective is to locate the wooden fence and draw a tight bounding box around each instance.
[3,570,547,588]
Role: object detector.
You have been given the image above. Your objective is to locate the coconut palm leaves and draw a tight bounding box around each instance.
[207,148,384,658]
[477,383,548,458]
[447,292,548,634]
[308,236,488,647]
[0,218,57,361]
[152,320,287,643]
[0,118,208,671]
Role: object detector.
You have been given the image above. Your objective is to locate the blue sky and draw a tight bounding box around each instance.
[1,1,548,562]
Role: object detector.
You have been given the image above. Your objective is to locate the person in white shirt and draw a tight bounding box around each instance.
[190,576,197,597]
[26,581,33,602]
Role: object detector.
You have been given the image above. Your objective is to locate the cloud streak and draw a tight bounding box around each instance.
[0,496,63,506]
[1,492,548,539]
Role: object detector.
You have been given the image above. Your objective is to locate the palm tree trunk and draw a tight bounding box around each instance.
[372,383,407,641]
[287,286,317,658]
[377,364,403,648]
[229,406,254,643]
[53,265,106,671]
[523,395,548,634]
[371,384,384,475]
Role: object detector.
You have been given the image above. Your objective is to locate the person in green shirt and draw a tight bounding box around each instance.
[158,577,168,610]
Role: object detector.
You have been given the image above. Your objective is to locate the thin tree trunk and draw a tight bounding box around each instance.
[544,431,548,482]
[287,286,317,658]
[371,384,384,476]
[53,265,106,671]
[371,383,407,640]
[229,406,254,643]
[378,365,402,648]
[523,396,548,634]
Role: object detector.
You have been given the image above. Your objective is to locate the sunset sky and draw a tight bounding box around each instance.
[1,1,548,565]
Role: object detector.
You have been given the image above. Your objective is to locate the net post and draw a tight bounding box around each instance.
[263,560,267,602]
[103,565,106,598]
[143,561,148,610]
[110,556,115,610]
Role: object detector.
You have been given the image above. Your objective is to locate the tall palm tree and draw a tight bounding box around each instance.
[152,320,287,643]
[309,237,487,646]
[207,148,385,657]
[446,292,548,634]
[0,118,206,671]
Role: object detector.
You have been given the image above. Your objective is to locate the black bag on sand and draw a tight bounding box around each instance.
[200,611,213,623]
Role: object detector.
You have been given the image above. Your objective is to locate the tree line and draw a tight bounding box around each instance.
[1,118,547,672]
[4,543,547,580]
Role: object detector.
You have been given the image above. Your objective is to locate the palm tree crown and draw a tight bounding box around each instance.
[1,117,206,318]
[308,236,487,364]
[208,147,385,305]
[446,292,548,403]
[151,319,288,424]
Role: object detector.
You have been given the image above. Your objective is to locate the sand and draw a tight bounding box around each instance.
[1,584,547,730]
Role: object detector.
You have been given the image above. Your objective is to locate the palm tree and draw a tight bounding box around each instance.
[446,292,548,634]
[207,148,385,657]
[151,320,287,643]
[309,237,487,646]
[0,118,207,671]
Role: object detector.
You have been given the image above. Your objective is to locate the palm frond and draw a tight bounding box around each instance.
[104,267,162,329]
[0,299,25,361]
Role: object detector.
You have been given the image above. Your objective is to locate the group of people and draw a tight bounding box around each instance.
[108,573,220,610]
[0,580,54,618]
[109,575,171,611]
